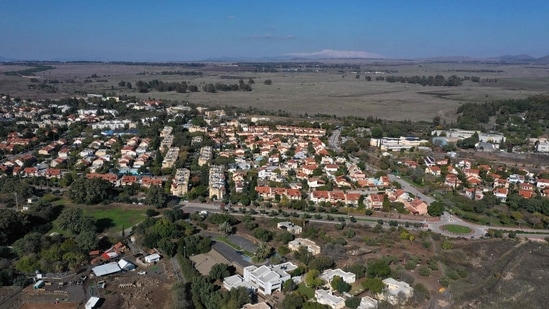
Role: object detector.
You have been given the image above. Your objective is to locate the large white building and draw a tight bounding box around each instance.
[241,262,298,295]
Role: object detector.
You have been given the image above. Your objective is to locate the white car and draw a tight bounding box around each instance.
[138,271,147,275]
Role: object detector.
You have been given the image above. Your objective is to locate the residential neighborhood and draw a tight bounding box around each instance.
[0,91,548,309]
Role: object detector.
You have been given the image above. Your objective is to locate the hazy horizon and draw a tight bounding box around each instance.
[1,0,548,62]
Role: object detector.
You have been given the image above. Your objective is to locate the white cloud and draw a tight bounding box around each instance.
[286,49,382,59]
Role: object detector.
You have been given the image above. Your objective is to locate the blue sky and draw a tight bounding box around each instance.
[1,0,548,61]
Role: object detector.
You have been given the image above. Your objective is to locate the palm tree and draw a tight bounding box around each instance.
[219,221,233,236]
[255,242,272,261]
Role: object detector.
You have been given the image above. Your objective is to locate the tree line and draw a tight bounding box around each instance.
[371,74,464,86]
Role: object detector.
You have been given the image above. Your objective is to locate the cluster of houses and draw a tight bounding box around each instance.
[223,260,413,308]
[402,155,549,203]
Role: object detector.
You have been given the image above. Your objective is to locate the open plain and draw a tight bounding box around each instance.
[2,60,549,122]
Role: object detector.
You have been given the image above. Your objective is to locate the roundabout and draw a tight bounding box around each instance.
[441,224,473,235]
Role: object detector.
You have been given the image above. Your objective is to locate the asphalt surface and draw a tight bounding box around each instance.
[388,174,435,204]
[212,242,252,267]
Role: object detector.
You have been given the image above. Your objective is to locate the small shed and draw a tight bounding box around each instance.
[85,296,101,309]
[144,253,161,263]
[118,259,136,271]
[33,280,45,289]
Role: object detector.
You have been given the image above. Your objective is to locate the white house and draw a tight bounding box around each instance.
[144,253,161,264]
[315,289,345,309]
[320,268,356,285]
[537,179,549,189]
[357,296,379,309]
[378,278,414,306]
[288,238,321,255]
[277,221,303,234]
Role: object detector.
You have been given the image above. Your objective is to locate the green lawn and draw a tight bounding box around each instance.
[442,224,473,234]
[296,283,315,299]
[81,206,147,232]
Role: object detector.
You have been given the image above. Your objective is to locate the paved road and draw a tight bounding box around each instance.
[388,174,435,204]
[328,129,341,151]
[428,212,486,238]
[183,202,549,240]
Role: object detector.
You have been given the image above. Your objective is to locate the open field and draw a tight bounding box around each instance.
[2,61,549,121]
[48,203,148,234]
[80,204,148,233]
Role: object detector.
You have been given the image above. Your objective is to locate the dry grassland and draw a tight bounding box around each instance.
[2,61,549,121]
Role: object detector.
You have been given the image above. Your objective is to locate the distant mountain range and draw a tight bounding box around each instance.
[1,53,549,63]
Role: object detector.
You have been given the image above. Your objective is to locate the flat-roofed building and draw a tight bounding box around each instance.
[288,238,321,255]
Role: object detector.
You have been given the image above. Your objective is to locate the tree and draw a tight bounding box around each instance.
[219,221,233,235]
[371,126,383,138]
[281,293,304,309]
[345,263,367,279]
[308,256,334,272]
[361,277,385,294]
[68,177,111,204]
[345,297,361,309]
[254,242,272,261]
[75,230,99,251]
[146,185,167,209]
[427,201,445,217]
[304,269,324,288]
[0,209,30,245]
[367,259,391,278]
[283,279,296,292]
[57,208,97,235]
[253,228,274,242]
[12,232,42,256]
[209,263,231,280]
[331,275,351,293]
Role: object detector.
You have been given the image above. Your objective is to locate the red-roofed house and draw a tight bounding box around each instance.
[286,189,302,200]
[330,191,346,203]
[493,187,508,202]
[366,193,385,210]
[45,168,62,179]
[405,198,428,215]
[141,176,163,188]
[120,175,138,186]
[311,190,330,203]
[425,166,441,176]
[345,193,361,206]
[255,186,272,199]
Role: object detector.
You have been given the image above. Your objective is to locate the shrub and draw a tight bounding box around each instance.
[419,266,431,276]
